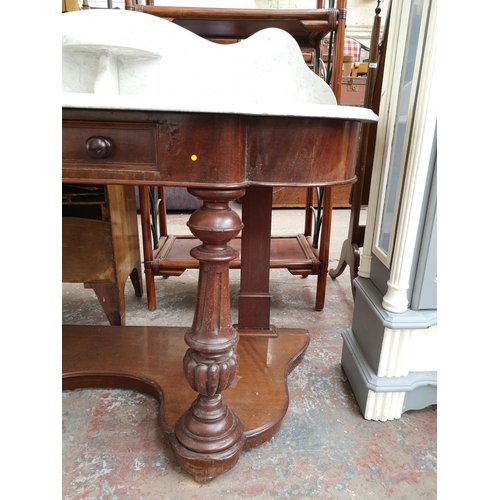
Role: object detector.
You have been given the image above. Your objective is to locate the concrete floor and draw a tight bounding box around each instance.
[62,206,437,499]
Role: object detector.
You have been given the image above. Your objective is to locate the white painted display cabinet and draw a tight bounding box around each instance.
[341,0,437,421]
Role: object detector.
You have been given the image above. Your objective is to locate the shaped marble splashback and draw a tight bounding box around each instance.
[62,9,377,122]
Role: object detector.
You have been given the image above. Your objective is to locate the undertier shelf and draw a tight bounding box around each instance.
[149,234,321,277]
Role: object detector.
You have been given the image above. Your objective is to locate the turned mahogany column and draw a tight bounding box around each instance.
[170,187,247,482]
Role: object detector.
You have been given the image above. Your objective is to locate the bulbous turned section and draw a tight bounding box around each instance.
[183,348,238,396]
[184,187,245,353]
[186,188,245,254]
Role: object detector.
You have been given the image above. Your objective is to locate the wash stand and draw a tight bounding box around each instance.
[61,9,377,482]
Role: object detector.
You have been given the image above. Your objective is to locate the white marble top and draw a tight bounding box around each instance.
[62,9,377,123]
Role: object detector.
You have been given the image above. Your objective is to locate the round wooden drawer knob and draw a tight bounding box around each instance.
[85,136,114,159]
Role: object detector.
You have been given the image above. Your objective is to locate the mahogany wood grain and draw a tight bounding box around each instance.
[62,102,366,479]
[62,325,309,451]
[238,185,273,331]
[149,234,320,274]
[63,107,360,320]
[62,113,246,187]
[246,116,359,186]
[124,2,339,61]
[167,187,247,480]
[63,110,359,188]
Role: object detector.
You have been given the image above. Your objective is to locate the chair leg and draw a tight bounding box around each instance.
[90,282,124,326]
[129,265,143,298]
[157,186,168,237]
[304,187,314,237]
[138,185,157,311]
[314,185,334,311]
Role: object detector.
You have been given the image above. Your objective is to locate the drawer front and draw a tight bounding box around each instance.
[62,121,158,171]
[246,116,360,186]
[62,113,246,186]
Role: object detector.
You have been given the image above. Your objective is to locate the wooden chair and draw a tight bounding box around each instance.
[125,0,347,312]
[62,184,143,325]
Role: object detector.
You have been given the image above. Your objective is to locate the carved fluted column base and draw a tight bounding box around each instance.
[170,412,245,483]
[176,393,244,453]
[173,352,246,481]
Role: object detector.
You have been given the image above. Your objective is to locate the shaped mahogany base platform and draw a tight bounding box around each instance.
[62,325,309,481]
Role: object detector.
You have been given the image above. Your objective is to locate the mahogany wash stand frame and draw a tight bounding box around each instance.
[62,108,362,481]
[62,7,376,482]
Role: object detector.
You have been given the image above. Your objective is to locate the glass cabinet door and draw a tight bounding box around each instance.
[375,0,426,259]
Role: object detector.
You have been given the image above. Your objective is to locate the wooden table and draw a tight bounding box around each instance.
[62,107,363,481]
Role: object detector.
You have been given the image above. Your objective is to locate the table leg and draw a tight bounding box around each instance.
[170,187,247,482]
[62,185,310,482]
[237,185,274,333]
